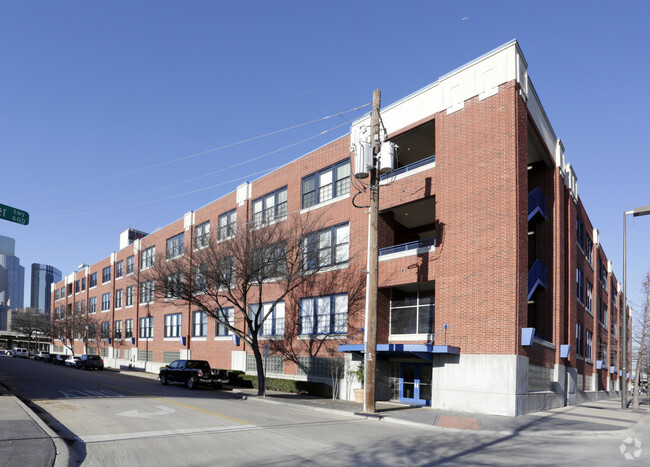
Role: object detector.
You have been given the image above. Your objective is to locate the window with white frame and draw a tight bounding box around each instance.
[576,267,584,304]
[302,223,349,270]
[89,273,97,288]
[250,302,285,336]
[101,321,110,336]
[139,316,153,338]
[585,235,593,266]
[141,246,155,269]
[216,307,234,336]
[115,261,123,279]
[193,264,208,293]
[193,310,208,337]
[255,243,285,279]
[126,255,134,274]
[390,282,435,335]
[80,299,85,314]
[126,286,133,306]
[194,221,210,249]
[115,289,123,308]
[114,320,122,339]
[598,297,607,328]
[81,277,86,291]
[218,209,237,241]
[301,159,350,209]
[164,313,182,338]
[165,273,183,299]
[299,294,348,335]
[576,322,584,357]
[576,217,585,251]
[251,187,287,228]
[166,233,184,260]
[585,280,593,314]
[140,280,155,304]
[89,296,97,313]
[125,319,133,339]
[586,329,593,361]
[101,292,111,311]
[102,266,111,284]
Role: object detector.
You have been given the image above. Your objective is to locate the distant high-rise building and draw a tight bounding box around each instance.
[0,252,25,309]
[30,263,62,312]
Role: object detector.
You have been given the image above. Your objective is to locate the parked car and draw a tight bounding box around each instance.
[159,360,224,389]
[4,349,12,356]
[12,348,29,358]
[76,354,104,370]
[34,351,50,361]
[51,354,67,365]
[64,356,80,367]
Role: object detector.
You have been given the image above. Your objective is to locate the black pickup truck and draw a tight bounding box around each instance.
[159,359,225,389]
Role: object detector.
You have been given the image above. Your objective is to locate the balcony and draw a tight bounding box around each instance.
[379,197,436,259]
[528,259,547,300]
[380,237,436,256]
[528,187,546,221]
[381,155,436,181]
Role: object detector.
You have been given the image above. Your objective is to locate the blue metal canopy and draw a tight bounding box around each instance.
[338,343,460,361]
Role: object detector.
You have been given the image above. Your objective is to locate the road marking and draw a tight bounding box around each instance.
[78,424,261,443]
[117,405,176,418]
[60,389,125,398]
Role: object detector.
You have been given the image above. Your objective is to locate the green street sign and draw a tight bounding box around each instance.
[0,203,29,225]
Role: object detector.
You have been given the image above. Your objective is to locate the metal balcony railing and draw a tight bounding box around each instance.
[528,259,547,300]
[528,186,546,221]
[379,237,436,256]
[380,155,436,181]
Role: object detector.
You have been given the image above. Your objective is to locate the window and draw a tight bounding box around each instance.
[251,187,287,228]
[126,255,134,274]
[67,283,73,295]
[576,217,585,251]
[299,294,347,335]
[255,243,285,279]
[586,329,593,361]
[141,246,155,270]
[80,299,85,314]
[218,210,237,241]
[165,313,182,338]
[193,263,208,294]
[302,160,350,209]
[216,307,234,336]
[89,296,97,313]
[115,261,123,279]
[302,223,349,270]
[75,280,80,293]
[55,289,59,300]
[390,282,435,335]
[194,221,210,249]
[576,322,584,357]
[585,280,593,314]
[165,273,183,299]
[115,320,122,339]
[598,259,607,289]
[74,301,80,315]
[60,286,65,298]
[81,277,86,291]
[166,233,184,260]
[576,267,584,304]
[140,280,155,304]
[139,317,153,338]
[125,319,133,339]
[101,321,110,336]
[250,302,285,336]
[102,266,111,284]
[598,297,607,328]
[598,339,607,361]
[585,235,593,266]
[115,289,123,308]
[101,292,111,311]
[193,310,208,337]
[89,273,97,288]
[126,286,133,306]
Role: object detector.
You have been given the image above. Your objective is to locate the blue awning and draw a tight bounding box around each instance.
[338,343,460,361]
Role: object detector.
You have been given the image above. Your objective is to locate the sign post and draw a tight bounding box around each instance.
[0,203,29,225]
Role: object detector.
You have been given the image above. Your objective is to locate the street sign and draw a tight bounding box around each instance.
[0,203,29,225]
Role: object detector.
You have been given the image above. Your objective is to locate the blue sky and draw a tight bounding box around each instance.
[1,1,649,312]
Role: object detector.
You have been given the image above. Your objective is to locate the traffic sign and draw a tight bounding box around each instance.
[0,203,29,225]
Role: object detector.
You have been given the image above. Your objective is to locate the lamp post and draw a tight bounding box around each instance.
[622,205,650,410]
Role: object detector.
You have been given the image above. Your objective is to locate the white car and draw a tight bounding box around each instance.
[64,355,80,367]
[12,348,29,358]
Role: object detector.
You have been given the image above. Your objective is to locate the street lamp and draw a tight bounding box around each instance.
[622,204,650,410]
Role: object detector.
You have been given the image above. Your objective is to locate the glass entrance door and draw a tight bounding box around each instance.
[400,363,432,406]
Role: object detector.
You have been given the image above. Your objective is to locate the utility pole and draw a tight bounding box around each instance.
[363,89,381,414]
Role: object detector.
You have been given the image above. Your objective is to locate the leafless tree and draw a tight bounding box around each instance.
[11,308,50,352]
[51,312,105,355]
[148,212,355,396]
[632,272,650,409]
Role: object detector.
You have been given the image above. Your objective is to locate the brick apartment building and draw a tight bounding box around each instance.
[50,40,630,416]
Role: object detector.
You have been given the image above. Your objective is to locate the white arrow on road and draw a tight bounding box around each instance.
[117,406,176,419]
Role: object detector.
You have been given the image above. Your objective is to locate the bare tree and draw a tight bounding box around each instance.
[11,308,50,352]
[51,312,105,355]
[632,273,650,409]
[148,212,352,396]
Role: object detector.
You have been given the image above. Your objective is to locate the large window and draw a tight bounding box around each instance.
[576,217,585,251]
[585,235,593,266]
[89,273,97,288]
[101,321,110,336]
[576,267,584,304]
[598,259,607,289]
[81,277,86,291]
[302,160,351,209]
[251,187,287,228]
[302,223,349,270]
[126,286,134,306]
[139,317,153,338]
[598,297,607,328]
[101,292,110,311]
[141,246,156,270]
[140,280,155,304]
[89,296,97,313]
[218,209,237,241]
[585,280,593,314]
[126,255,134,274]
[585,329,593,361]
[255,244,285,279]
[193,310,208,337]
[576,322,584,357]
[115,261,123,279]
[165,273,184,299]
[390,282,435,335]
[125,319,133,339]
[102,266,111,284]
[250,302,285,336]
[165,313,182,338]
[166,233,184,260]
[299,294,347,335]
[114,320,122,339]
[194,221,210,250]
[115,289,123,308]
[216,307,235,336]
